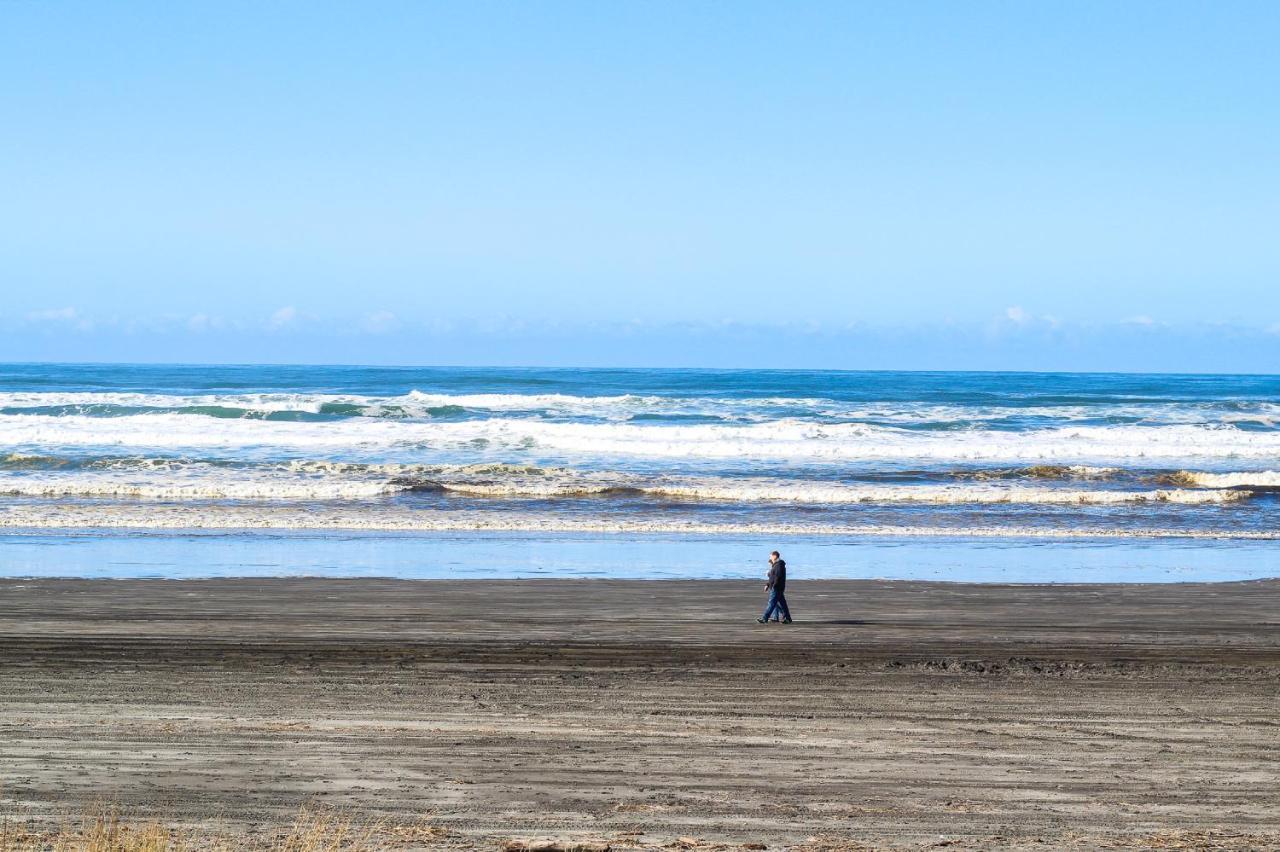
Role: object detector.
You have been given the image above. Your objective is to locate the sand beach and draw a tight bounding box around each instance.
[2,577,1277,849]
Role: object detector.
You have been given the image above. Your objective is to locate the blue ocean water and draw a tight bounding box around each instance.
[1,364,1277,581]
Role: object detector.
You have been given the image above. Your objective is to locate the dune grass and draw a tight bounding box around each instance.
[0,805,449,851]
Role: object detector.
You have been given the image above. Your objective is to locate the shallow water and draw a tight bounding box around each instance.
[0,530,1274,584]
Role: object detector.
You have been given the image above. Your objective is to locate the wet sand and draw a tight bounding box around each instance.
[2,578,1278,849]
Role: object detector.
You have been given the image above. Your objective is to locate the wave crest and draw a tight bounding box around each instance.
[4,414,1280,463]
[1162,470,1280,488]
[0,466,1254,506]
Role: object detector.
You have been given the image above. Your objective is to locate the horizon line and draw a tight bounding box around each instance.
[4,359,1279,379]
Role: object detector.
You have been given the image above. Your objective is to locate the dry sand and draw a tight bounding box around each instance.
[1,577,1278,849]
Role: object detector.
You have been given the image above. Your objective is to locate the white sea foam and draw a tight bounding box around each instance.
[0,502,1273,539]
[0,391,343,414]
[442,476,1251,505]
[0,390,728,419]
[4,413,1280,464]
[637,483,1250,506]
[0,478,398,500]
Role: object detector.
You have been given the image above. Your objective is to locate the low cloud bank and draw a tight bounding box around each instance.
[2,310,1278,372]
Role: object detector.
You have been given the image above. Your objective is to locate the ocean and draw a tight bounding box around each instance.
[1,363,1277,582]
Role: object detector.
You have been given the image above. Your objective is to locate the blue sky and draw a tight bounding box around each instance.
[3,2,1278,369]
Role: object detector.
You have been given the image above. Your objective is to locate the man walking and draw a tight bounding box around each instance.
[757,550,792,624]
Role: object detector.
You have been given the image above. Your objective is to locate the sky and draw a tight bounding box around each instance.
[2,1,1279,370]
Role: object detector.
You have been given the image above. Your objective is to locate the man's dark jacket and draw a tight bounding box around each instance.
[766,559,786,593]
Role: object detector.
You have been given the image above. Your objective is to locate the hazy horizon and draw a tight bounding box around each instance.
[4,358,1280,378]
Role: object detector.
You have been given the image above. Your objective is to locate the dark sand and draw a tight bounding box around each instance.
[1,578,1278,849]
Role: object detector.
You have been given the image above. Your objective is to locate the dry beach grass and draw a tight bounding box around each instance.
[0,804,454,851]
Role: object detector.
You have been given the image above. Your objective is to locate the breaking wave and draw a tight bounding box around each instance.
[1163,470,1280,488]
[2,368,1276,543]
[2,390,1279,427]
[4,414,1280,464]
[0,465,1254,506]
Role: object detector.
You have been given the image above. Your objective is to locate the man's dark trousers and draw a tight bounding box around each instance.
[762,588,791,622]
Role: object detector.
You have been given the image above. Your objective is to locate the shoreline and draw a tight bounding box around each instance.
[2,578,1279,848]
[5,573,1280,583]
[4,509,1280,539]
